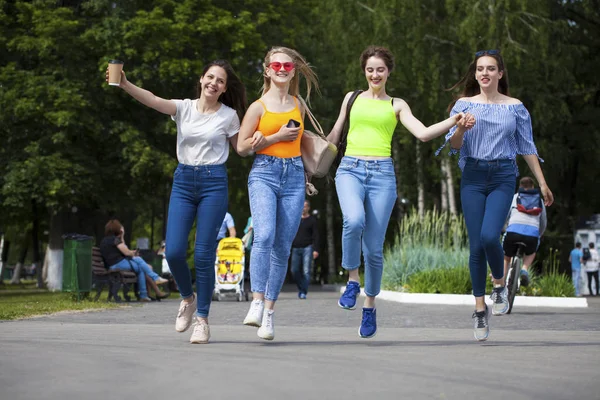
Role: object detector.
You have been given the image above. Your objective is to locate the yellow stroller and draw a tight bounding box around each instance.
[213,238,248,301]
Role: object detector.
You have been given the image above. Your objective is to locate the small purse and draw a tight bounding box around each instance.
[298,97,338,196]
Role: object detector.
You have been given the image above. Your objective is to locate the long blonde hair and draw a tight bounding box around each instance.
[261,46,319,102]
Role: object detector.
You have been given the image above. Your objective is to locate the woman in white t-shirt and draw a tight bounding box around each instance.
[107,60,247,344]
[584,242,599,296]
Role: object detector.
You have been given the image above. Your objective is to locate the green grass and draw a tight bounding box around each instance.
[0,280,40,291]
[0,291,127,320]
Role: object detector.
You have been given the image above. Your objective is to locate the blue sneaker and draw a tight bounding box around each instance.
[520,269,530,287]
[299,292,307,299]
[338,281,361,309]
[359,307,377,338]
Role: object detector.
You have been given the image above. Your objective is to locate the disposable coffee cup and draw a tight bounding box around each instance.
[108,59,124,86]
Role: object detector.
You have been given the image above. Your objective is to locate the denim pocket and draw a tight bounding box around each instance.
[291,158,304,171]
[173,165,183,178]
[378,163,395,176]
[253,157,274,168]
[338,160,356,170]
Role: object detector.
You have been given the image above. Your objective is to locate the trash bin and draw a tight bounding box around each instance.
[62,234,94,299]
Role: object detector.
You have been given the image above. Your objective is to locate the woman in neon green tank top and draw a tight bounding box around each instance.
[328,46,475,339]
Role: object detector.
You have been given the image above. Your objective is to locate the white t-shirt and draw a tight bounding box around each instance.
[171,99,240,165]
[584,248,599,272]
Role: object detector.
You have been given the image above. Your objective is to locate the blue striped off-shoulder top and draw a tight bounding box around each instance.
[435,100,543,175]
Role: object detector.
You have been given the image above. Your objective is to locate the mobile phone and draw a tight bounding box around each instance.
[286,119,300,128]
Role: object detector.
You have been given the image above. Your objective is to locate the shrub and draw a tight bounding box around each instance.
[406,266,472,294]
[536,248,575,297]
[382,209,469,290]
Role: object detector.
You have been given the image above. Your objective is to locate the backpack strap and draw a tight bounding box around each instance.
[339,90,363,152]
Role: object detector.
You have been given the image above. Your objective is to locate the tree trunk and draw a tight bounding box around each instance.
[325,182,337,284]
[150,208,155,249]
[32,200,43,289]
[441,161,448,212]
[45,210,66,291]
[10,234,29,284]
[416,141,425,217]
[0,233,5,284]
[444,158,458,215]
[392,137,404,222]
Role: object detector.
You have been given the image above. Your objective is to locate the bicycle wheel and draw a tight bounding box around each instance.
[506,257,522,314]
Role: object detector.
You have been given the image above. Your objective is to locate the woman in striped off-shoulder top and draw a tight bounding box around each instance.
[437,50,554,341]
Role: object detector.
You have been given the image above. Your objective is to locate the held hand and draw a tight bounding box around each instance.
[105,67,128,87]
[540,184,554,207]
[455,112,476,130]
[277,124,300,142]
[250,131,266,150]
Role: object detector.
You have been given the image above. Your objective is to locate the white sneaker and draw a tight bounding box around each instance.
[243,299,264,327]
[190,317,210,344]
[175,294,196,332]
[490,286,509,315]
[257,309,274,341]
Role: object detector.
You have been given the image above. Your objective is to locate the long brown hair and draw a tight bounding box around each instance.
[196,59,248,121]
[447,51,510,112]
[261,46,319,102]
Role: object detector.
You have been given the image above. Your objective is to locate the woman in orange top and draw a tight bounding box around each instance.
[237,46,319,341]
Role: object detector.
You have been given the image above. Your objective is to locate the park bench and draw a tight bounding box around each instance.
[92,247,138,302]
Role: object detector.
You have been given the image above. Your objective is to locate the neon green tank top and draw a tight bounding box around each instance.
[345,96,398,157]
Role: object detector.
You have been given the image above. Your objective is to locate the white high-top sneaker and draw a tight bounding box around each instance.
[243,299,264,327]
[257,309,274,341]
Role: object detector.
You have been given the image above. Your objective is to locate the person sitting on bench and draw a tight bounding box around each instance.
[100,219,169,302]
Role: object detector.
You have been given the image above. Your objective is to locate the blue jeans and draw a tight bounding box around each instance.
[335,156,397,297]
[572,268,581,296]
[109,256,160,299]
[291,245,313,294]
[165,163,228,317]
[460,158,516,297]
[248,154,305,301]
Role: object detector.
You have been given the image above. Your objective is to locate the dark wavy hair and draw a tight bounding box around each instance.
[360,46,395,73]
[196,59,248,121]
[447,51,509,112]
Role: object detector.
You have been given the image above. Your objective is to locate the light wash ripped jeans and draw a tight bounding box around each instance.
[335,156,397,297]
[248,154,305,301]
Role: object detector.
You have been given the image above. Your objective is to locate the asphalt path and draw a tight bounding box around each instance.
[1,288,599,400]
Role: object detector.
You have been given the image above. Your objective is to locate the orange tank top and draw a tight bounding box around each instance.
[256,97,303,158]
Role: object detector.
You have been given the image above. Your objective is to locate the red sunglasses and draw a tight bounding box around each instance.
[268,62,295,72]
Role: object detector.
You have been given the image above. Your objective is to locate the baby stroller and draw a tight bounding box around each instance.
[213,237,249,302]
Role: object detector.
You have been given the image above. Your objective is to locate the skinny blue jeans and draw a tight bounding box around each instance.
[335,156,397,297]
[109,256,161,299]
[460,158,516,297]
[165,163,228,317]
[291,245,313,295]
[248,154,305,301]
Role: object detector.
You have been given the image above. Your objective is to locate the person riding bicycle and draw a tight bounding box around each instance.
[503,176,547,287]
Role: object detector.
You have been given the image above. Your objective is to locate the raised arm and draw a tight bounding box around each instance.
[395,99,465,142]
[105,68,177,116]
[326,92,353,146]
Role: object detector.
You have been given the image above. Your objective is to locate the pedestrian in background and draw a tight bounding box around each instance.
[290,199,319,299]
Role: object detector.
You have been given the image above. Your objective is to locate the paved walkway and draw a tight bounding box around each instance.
[1,288,599,400]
